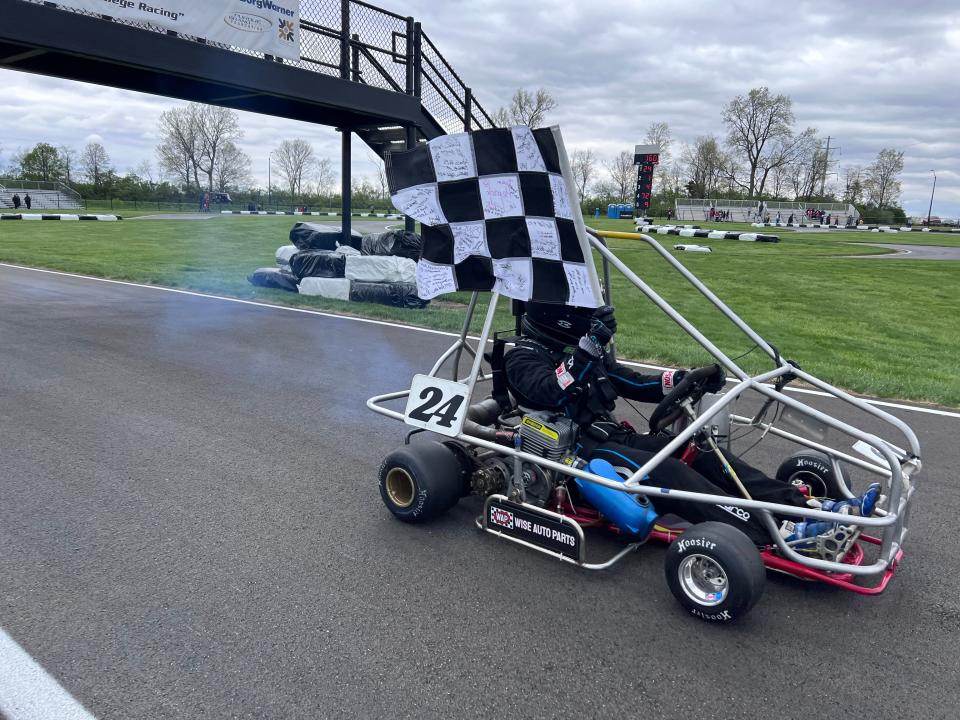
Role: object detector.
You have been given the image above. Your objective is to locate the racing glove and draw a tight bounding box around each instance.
[688,364,726,392]
[587,305,617,348]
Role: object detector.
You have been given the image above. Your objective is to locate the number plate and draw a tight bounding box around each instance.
[403,374,470,437]
[484,497,583,561]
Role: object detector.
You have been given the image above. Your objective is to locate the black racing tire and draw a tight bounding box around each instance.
[378,441,464,523]
[775,450,847,499]
[664,522,765,623]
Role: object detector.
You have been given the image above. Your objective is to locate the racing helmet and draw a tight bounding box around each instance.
[521,301,595,348]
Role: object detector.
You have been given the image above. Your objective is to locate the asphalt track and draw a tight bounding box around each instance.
[1,264,958,719]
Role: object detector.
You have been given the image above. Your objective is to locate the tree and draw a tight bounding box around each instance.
[681,136,727,198]
[570,149,597,203]
[644,121,672,194]
[273,139,315,199]
[314,157,335,195]
[842,165,865,206]
[59,145,78,185]
[212,141,251,192]
[368,152,389,199]
[494,88,557,128]
[80,142,112,190]
[156,103,243,191]
[157,105,201,188]
[645,121,672,164]
[864,149,904,209]
[605,151,634,203]
[17,143,66,182]
[193,105,242,192]
[721,87,816,198]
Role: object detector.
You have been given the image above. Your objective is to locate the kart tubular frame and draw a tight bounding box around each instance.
[367,231,921,583]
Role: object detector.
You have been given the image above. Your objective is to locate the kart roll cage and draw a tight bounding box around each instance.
[367,230,921,581]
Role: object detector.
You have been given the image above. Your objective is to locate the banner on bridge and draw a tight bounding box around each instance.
[67,0,301,60]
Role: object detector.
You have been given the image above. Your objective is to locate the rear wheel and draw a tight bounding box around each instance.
[775,450,848,499]
[664,522,765,622]
[379,441,465,523]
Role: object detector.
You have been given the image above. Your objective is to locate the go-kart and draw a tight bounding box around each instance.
[367,229,921,622]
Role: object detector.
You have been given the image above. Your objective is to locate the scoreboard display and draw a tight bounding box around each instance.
[635,162,655,211]
[633,144,660,212]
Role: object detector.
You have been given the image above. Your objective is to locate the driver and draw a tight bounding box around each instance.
[503,302,879,549]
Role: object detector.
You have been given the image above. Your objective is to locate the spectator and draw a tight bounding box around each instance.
[203,192,210,213]
[12,193,21,210]
[826,213,832,225]
[787,212,794,224]
[24,194,32,210]
[776,211,782,224]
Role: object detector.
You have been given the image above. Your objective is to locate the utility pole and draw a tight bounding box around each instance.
[927,170,937,226]
[268,154,272,208]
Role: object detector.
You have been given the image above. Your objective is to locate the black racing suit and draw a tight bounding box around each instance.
[504,337,807,544]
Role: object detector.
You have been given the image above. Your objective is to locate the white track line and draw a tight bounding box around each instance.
[0,629,96,720]
[2,262,958,419]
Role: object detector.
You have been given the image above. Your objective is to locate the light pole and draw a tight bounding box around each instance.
[267,153,272,209]
[926,170,937,226]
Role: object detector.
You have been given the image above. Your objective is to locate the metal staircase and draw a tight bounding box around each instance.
[296,0,497,157]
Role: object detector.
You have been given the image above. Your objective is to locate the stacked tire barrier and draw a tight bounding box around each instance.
[751,222,960,234]
[223,210,403,218]
[248,224,429,309]
[636,224,779,242]
[0,213,121,221]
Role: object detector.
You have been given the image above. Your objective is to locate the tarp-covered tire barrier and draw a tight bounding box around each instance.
[290,222,363,251]
[361,230,423,260]
[298,277,351,300]
[276,244,298,268]
[350,281,430,309]
[290,250,346,279]
[344,255,417,283]
[248,267,299,292]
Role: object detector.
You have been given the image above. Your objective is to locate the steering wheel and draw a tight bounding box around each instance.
[648,366,718,434]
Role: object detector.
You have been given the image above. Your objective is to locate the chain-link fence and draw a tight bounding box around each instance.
[17,0,495,136]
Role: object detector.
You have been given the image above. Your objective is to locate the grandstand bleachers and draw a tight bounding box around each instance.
[676,198,858,225]
[0,180,84,211]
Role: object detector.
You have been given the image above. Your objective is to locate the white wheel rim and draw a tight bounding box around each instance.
[678,553,728,607]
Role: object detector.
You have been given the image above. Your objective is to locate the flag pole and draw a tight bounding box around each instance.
[551,126,604,306]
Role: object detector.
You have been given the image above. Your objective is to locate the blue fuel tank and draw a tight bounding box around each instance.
[574,459,658,538]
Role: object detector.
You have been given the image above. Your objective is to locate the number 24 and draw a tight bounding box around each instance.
[408,386,465,428]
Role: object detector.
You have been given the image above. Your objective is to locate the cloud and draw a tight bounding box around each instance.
[1,0,957,216]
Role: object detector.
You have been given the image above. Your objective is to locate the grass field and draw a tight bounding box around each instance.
[1,214,958,406]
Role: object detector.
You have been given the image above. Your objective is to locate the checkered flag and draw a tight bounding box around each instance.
[385,126,602,307]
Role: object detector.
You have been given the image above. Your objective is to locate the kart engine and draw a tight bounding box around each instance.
[517,412,578,462]
[470,412,578,505]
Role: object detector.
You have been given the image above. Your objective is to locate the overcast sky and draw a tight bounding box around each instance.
[1,0,957,217]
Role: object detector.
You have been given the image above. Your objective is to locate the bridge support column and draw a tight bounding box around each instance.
[404,124,416,233]
[341,128,352,245]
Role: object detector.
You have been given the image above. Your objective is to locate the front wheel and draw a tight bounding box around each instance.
[664,522,765,622]
[379,441,466,523]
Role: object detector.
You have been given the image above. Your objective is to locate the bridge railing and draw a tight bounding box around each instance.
[21,0,494,136]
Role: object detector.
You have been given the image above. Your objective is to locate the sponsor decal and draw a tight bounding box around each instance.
[490,506,514,530]
[224,12,271,32]
[555,362,575,390]
[278,18,296,42]
[691,608,732,621]
[796,458,830,475]
[718,504,751,522]
[661,369,678,393]
[557,319,573,329]
[487,499,580,556]
[676,537,717,553]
